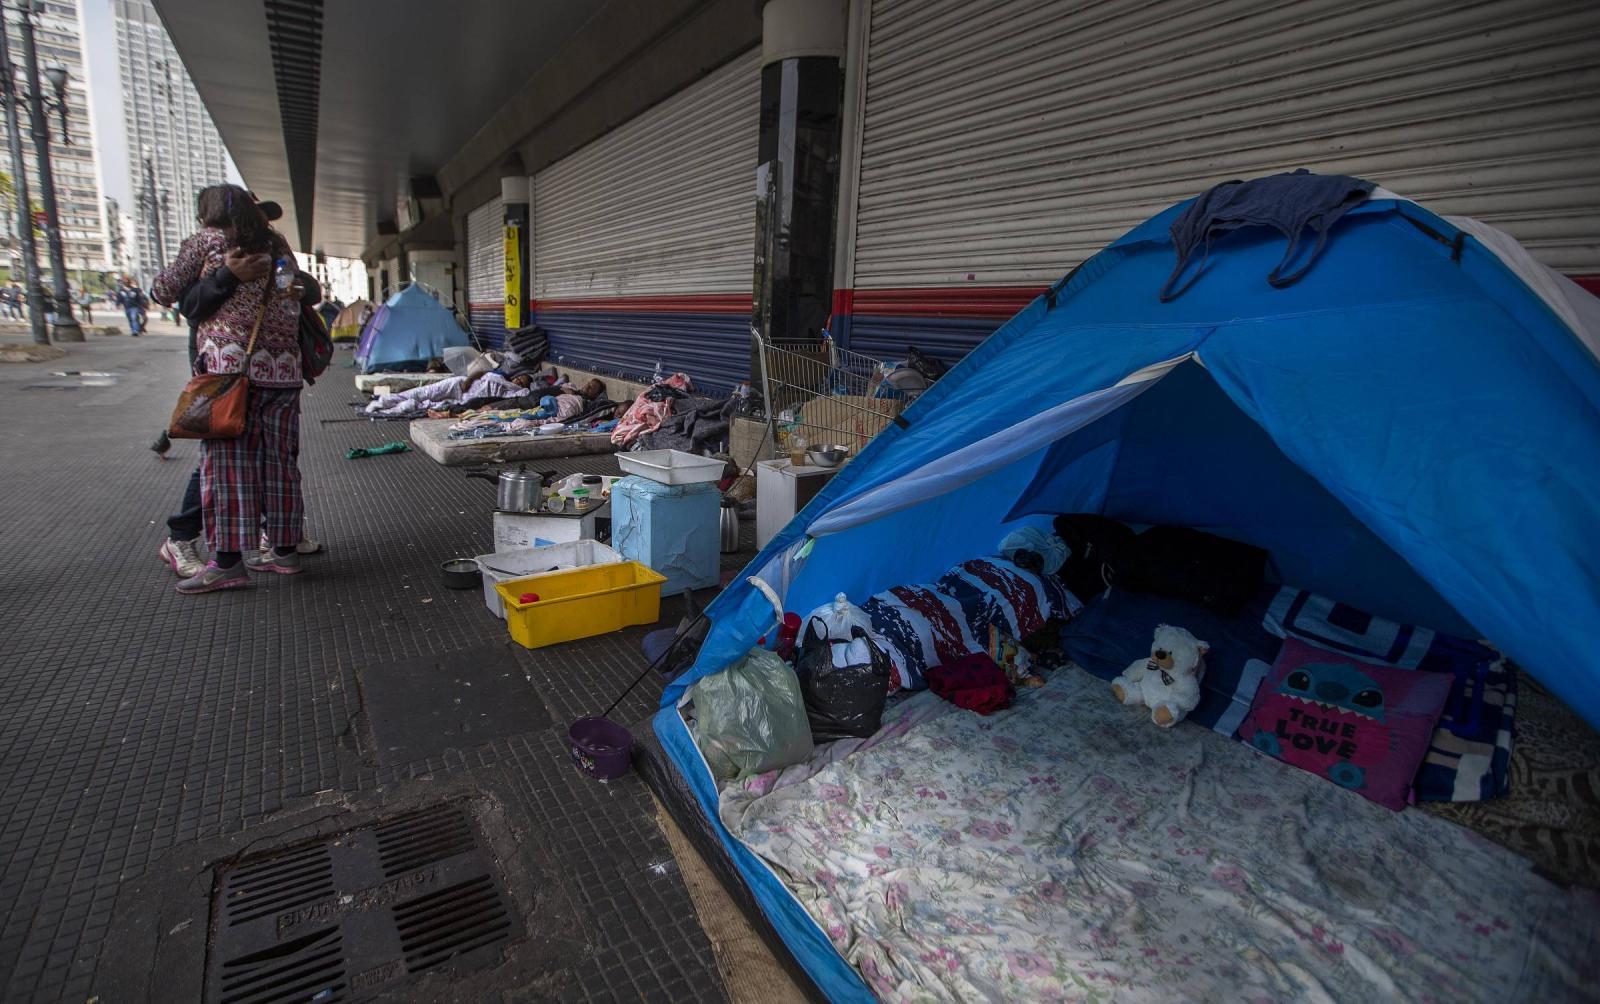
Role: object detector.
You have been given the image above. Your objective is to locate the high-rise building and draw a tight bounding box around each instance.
[0,0,108,285]
[104,195,133,276]
[112,0,228,284]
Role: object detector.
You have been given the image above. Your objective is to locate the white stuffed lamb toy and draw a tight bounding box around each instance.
[1111,624,1210,728]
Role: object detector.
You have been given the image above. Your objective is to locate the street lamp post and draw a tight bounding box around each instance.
[141,152,164,269]
[0,2,45,344]
[17,0,81,342]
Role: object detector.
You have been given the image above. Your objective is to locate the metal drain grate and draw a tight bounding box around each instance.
[218,927,346,1004]
[376,802,478,878]
[394,874,514,974]
[205,803,519,1002]
[220,843,336,927]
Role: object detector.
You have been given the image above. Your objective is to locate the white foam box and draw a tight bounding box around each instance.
[610,476,720,597]
[490,502,609,552]
[476,540,623,619]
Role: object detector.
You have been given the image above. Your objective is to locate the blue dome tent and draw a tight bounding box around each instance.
[650,190,1600,1000]
[354,284,471,373]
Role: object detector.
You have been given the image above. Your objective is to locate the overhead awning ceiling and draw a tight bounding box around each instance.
[152,0,606,258]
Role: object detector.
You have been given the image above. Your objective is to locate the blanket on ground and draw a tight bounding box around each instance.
[612,373,693,447]
[724,668,1598,1002]
[638,396,737,454]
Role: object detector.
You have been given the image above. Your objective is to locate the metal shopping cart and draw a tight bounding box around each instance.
[751,328,905,458]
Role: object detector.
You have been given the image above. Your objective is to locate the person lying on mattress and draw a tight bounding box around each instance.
[441,378,612,429]
[522,377,608,422]
[362,356,561,417]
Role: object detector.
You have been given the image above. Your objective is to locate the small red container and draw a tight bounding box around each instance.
[774,612,802,660]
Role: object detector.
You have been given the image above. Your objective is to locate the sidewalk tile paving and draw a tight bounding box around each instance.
[0,330,732,1002]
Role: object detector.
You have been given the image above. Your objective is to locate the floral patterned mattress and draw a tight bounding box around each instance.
[720,668,1600,1002]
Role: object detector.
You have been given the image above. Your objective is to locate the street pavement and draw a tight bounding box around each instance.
[0,330,735,1002]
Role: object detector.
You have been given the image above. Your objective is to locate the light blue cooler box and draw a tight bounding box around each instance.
[610,475,721,597]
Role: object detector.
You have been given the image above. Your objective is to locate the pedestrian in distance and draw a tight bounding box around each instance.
[4,281,21,320]
[115,277,148,335]
[76,287,93,324]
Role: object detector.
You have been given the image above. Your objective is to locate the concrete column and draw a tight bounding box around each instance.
[500,155,531,333]
[752,0,849,347]
[406,249,458,307]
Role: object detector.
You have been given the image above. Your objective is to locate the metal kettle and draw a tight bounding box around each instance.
[719,496,741,553]
[466,465,551,511]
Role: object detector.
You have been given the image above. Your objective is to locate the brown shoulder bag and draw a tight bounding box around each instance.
[167,287,270,440]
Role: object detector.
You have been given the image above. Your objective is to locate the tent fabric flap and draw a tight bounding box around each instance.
[651,187,1600,1001]
[807,356,1187,538]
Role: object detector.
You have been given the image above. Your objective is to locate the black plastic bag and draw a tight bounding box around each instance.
[1052,513,1137,600]
[905,345,948,383]
[1120,524,1268,615]
[796,619,892,742]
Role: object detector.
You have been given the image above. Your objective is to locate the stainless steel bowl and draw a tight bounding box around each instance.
[807,444,850,468]
[440,557,482,589]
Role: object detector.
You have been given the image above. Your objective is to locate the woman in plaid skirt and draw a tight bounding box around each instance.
[153,185,306,594]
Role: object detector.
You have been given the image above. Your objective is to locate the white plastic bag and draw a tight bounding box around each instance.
[442,345,484,376]
[804,592,875,643]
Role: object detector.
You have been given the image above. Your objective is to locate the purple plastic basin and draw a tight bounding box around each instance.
[567,717,634,780]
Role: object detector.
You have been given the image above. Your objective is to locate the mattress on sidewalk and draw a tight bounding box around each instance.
[408,417,617,466]
[354,371,452,394]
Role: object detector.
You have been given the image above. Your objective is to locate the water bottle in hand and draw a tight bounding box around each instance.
[273,258,294,294]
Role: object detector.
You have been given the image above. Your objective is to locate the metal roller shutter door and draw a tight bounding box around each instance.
[848,0,1600,357]
[533,50,760,393]
[467,197,506,349]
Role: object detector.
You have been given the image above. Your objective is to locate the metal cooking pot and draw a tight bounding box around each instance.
[466,465,549,511]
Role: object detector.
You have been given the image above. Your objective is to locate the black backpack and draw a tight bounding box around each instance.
[298,304,333,383]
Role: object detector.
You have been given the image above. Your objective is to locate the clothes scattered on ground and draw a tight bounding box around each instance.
[638,396,737,453]
[504,324,550,372]
[447,408,548,439]
[444,399,610,440]
[345,441,410,459]
[925,651,1016,714]
[612,373,694,446]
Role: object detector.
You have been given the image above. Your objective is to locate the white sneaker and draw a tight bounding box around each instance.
[260,534,323,555]
[159,537,205,578]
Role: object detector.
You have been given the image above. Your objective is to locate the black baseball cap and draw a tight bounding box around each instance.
[247,190,284,221]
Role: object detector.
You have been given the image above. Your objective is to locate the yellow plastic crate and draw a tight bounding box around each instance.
[495,561,668,649]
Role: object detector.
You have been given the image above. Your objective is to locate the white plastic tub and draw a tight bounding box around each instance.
[616,449,726,485]
[476,539,624,619]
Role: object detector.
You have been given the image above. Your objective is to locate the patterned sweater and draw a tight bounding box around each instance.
[153,228,303,388]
